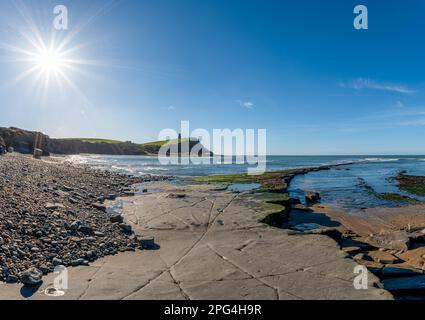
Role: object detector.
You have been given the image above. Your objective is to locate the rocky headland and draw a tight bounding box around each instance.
[0,127,210,156]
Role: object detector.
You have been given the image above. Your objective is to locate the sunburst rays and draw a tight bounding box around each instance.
[0,0,119,105]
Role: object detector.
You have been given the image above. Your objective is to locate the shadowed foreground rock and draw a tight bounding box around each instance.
[0,182,392,300]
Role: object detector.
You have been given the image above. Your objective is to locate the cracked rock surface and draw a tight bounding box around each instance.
[0,181,393,300]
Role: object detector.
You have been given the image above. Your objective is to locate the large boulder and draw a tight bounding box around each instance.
[305,191,321,204]
[20,267,43,286]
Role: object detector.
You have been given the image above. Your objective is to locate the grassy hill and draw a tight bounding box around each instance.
[61,138,123,144]
[138,138,191,148]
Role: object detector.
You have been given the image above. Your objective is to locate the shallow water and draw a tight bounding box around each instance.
[228,183,261,192]
[67,155,425,211]
[289,159,425,211]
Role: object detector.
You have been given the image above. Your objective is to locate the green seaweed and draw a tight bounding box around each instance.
[192,170,295,184]
[397,174,425,196]
[378,193,418,203]
[254,192,291,203]
[361,179,418,203]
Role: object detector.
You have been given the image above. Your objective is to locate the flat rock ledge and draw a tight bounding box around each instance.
[0,182,392,300]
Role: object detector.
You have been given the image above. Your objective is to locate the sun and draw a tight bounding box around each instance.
[0,6,92,100]
[2,30,93,102]
[0,1,119,103]
[34,47,66,75]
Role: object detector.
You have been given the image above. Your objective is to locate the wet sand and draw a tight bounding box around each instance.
[314,203,425,237]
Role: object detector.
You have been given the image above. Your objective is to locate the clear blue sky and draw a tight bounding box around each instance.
[0,0,424,155]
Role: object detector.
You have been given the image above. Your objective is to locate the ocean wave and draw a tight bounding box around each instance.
[363,158,399,163]
[317,158,400,168]
[143,166,169,171]
[64,155,88,164]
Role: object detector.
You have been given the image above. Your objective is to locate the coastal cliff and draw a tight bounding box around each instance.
[0,127,50,155]
[49,139,149,156]
[0,127,211,156]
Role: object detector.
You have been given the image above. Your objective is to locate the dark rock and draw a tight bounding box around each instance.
[119,223,132,233]
[45,203,65,210]
[305,191,321,204]
[92,203,106,212]
[167,193,186,199]
[71,259,85,267]
[5,275,18,283]
[20,267,43,286]
[85,251,95,259]
[52,257,63,266]
[138,236,155,249]
[79,225,94,235]
[108,194,117,200]
[110,215,124,223]
[39,265,50,275]
[291,198,302,205]
[70,220,82,231]
[69,197,79,204]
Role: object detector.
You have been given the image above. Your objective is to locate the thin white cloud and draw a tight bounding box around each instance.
[398,118,425,126]
[167,105,176,111]
[237,100,255,109]
[396,101,405,108]
[340,78,416,94]
[286,102,425,132]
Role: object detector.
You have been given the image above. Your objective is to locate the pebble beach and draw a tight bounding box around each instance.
[0,153,170,285]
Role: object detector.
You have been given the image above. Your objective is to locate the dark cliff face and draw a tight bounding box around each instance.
[0,127,50,156]
[48,139,148,155]
[0,127,147,156]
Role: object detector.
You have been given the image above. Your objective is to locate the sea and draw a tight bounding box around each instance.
[66,155,425,211]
